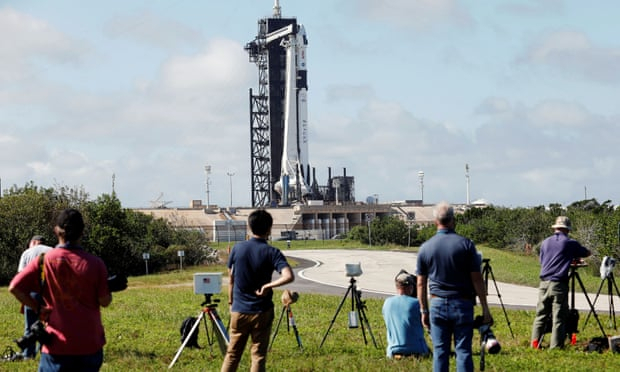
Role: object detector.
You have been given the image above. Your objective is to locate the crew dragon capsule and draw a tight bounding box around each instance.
[273,24,311,201]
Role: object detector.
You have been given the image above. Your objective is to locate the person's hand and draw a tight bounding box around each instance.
[255,286,272,297]
[39,305,52,320]
[421,313,431,330]
[482,310,494,326]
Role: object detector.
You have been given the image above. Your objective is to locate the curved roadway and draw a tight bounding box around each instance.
[281,249,615,313]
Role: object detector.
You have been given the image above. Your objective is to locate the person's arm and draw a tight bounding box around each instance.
[416,274,430,329]
[471,271,493,325]
[9,285,39,310]
[227,267,234,306]
[255,266,294,296]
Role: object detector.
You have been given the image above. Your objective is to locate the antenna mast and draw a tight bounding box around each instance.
[273,0,281,18]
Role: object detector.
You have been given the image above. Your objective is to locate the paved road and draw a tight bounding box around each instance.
[281,249,618,313]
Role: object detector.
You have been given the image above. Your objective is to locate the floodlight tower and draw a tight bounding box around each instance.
[465,163,470,205]
[418,171,425,205]
[205,165,212,208]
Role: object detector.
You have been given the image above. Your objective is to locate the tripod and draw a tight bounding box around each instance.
[269,304,303,351]
[320,276,377,348]
[481,259,514,338]
[584,269,620,330]
[168,294,230,369]
[568,265,607,339]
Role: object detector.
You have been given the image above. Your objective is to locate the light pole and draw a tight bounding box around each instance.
[227,171,235,209]
[465,164,470,206]
[226,219,232,249]
[366,213,372,248]
[205,165,211,208]
[407,212,415,247]
[418,170,425,204]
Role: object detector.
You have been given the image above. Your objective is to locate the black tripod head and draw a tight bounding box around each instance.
[201,294,220,308]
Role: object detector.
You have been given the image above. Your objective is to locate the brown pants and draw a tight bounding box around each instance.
[221,308,274,372]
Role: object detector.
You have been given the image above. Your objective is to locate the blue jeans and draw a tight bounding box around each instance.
[38,350,103,372]
[23,305,39,358]
[430,297,474,372]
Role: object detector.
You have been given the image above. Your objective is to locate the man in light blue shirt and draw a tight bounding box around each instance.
[382,270,430,359]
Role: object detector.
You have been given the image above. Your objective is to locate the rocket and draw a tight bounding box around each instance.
[274,24,311,201]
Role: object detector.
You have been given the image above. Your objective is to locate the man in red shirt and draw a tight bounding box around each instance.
[9,209,112,371]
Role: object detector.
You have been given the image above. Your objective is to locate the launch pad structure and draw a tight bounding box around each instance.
[245,1,354,208]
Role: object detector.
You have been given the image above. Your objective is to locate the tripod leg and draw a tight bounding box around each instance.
[611,274,620,330]
[320,285,352,348]
[480,332,487,371]
[355,290,378,348]
[583,278,605,327]
[269,306,287,351]
[208,308,230,356]
[287,306,303,350]
[486,265,515,338]
[168,311,206,369]
[575,272,607,338]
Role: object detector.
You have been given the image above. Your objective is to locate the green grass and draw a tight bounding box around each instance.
[2,244,619,371]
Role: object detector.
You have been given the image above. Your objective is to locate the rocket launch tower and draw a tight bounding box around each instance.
[245,1,311,207]
[246,1,355,208]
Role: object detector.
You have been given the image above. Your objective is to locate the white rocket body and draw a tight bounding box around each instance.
[274,24,310,200]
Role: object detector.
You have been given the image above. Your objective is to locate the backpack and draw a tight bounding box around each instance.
[180,317,200,348]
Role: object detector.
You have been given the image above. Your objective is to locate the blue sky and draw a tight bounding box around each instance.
[2,0,619,208]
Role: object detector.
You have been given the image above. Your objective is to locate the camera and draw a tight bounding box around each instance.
[600,256,617,280]
[570,258,587,268]
[474,315,500,354]
[345,263,362,277]
[14,320,52,351]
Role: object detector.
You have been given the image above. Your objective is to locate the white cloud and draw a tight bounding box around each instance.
[104,10,204,50]
[0,7,88,82]
[519,30,620,83]
[353,0,474,31]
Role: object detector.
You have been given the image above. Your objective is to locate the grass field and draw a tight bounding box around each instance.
[1,244,619,371]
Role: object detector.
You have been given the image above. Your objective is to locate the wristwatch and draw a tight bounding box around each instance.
[420,309,429,314]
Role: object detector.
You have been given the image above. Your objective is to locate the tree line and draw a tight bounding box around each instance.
[0,183,215,285]
[348,199,620,270]
[3,182,619,285]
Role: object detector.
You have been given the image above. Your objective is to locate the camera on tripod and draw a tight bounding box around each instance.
[345,263,362,277]
[345,263,363,328]
[14,320,51,351]
[600,256,616,280]
[474,315,500,354]
[570,258,587,268]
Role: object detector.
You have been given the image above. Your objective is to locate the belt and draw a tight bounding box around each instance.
[431,294,473,300]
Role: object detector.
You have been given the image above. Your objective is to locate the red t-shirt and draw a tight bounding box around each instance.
[10,246,109,355]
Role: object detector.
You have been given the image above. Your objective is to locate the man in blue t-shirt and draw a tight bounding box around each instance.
[382,270,430,359]
[221,209,294,372]
[531,216,590,349]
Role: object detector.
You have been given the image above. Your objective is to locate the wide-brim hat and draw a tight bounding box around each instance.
[552,216,572,230]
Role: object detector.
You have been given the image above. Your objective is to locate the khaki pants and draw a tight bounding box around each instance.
[531,280,569,348]
[221,308,274,372]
